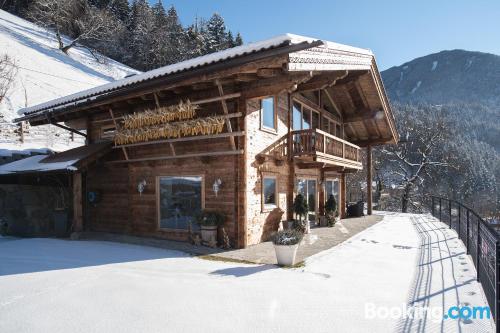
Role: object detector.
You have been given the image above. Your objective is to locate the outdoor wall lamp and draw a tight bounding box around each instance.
[212,178,222,197]
[137,179,147,196]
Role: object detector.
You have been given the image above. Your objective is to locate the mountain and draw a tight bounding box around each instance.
[381,50,500,105]
[0,10,138,155]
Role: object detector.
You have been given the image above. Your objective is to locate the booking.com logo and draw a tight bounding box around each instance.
[365,303,491,321]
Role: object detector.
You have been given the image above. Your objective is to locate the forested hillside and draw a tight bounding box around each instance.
[379,50,500,216]
[1,0,242,71]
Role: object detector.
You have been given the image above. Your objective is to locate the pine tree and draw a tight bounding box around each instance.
[234,32,243,46]
[204,13,227,53]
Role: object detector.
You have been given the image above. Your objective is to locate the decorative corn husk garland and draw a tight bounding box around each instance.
[122,100,198,130]
[114,116,225,145]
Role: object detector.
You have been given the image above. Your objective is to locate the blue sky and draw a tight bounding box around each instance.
[155,0,500,70]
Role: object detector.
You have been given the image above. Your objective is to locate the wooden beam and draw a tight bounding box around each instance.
[215,80,236,150]
[109,108,129,160]
[154,93,176,156]
[340,173,346,218]
[351,137,393,147]
[50,121,88,138]
[113,131,245,149]
[91,94,242,124]
[322,88,343,120]
[242,72,313,99]
[73,172,83,232]
[343,110,383,123]
[108,149,244,164]
[256,68,282,78]
[295,71,348,92]
[366,145,373,215]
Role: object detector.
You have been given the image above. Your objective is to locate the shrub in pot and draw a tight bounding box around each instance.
[325,194,338,227]
[293,194,309,233]
[272,229,304,266]
[195,210,225,245]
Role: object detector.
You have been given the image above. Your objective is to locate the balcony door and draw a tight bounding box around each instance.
[292,102,320,131]
[297,178,318,222]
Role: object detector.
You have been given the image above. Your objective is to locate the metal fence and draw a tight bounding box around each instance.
[431,196,499,330]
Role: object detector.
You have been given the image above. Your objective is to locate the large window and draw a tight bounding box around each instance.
[158,176,203,230]
[261,97,276,131]
[292,102,319,131]
[262,175,277,209]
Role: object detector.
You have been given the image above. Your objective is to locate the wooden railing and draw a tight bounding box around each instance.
[291,129,360,162]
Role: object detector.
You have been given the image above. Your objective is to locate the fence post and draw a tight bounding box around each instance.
[477,218,481,281]
[457,203,461,239]
[431,197,435,216]
[466,209,470,254]
[449,200,452,229]
[439,198,442,221]
[495,241,500,332]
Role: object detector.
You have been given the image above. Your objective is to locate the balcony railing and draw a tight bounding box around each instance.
[291,129,361,163]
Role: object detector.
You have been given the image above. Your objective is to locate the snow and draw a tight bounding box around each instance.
[411,80,422,94]
[431,60,438,71]
[0,10,138,121]
[19,33,373,118]
[0,154,77,174]
[0,213,494,332]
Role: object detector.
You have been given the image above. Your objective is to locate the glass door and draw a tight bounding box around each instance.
[297,178,318,221]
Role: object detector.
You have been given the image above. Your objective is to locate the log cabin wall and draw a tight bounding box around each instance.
[85,100,240,246]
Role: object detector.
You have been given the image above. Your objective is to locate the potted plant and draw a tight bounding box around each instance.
[272,229,304,266]
[325,194,339,227]
[195,210,225,245]
[292,194,309,233]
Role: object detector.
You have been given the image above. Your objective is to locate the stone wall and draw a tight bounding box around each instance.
[244,93,290,245]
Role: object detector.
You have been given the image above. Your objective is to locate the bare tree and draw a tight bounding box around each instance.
[0,54,17,104]
[378,105,451,212]
[27,0,118,54]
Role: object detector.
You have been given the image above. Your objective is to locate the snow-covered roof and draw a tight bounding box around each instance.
[0,142,110,175]
[0,155,78,175]
[18,34,373,119]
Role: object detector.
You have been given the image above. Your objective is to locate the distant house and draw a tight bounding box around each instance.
[5,34,398,248]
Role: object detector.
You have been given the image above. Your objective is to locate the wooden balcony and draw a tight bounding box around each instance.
[291,129,362,169]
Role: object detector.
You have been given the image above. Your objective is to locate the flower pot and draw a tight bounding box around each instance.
[274,244,299,266]
[200,225,218,244]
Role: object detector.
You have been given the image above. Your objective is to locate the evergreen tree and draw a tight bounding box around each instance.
[204,13,227,53]
[234,32,243,46]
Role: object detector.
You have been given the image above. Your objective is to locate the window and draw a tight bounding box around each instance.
[292,102,302,131]
[325,179,340,207]
[296,178,317,221]
[261,97,276,131]
[262,176,277,208]
[158,176,203,230]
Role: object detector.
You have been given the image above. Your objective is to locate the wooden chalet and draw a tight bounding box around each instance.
[14,34,398,248]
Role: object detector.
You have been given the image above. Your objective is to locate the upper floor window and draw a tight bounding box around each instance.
[260,97,276,131]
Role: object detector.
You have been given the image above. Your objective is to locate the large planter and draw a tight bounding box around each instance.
[274,244,299,266]
[200,225,218,244]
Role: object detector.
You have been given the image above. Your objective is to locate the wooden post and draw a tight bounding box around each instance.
[366,145,373,215]
[340,173,346,218]
[73,172,83,232]
[319,168,325,217]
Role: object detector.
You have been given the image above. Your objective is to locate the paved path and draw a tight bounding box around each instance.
[208,214,383,264]
[0,213,494,332]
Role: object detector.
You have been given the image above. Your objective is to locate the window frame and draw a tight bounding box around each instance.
[261,173,279,212]
[259,96,278,133]
[156,174,205,232]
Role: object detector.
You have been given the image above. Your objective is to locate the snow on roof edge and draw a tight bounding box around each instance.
[18,33,373,118]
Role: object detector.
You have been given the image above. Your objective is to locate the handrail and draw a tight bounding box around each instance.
[290,128,360,162]
[314,128,361,149]
[430,195,499,327]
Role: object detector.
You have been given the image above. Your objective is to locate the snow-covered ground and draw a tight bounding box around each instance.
[0,9,138,153]
[0,213,494,333]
